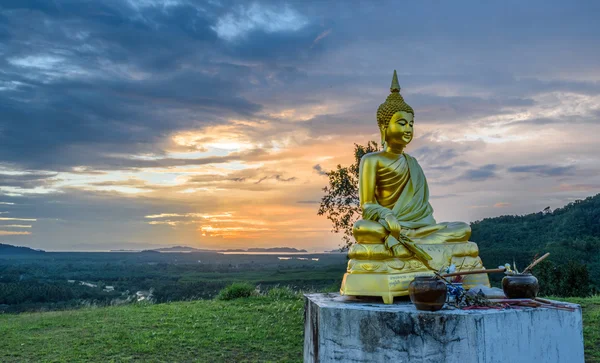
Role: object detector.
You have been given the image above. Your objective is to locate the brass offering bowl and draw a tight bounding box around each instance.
[502,273,539,299]
[408,276,447,311]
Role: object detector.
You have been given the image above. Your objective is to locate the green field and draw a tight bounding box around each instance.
[1,294,598,363]
[562,296,600,363]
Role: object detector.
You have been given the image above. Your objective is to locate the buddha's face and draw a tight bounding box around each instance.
[384,111,414,146]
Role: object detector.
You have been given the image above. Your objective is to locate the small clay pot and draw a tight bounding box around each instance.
[409,276,447,311]
[502,273,539,299]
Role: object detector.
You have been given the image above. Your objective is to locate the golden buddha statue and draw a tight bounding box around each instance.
[340,70,490,304]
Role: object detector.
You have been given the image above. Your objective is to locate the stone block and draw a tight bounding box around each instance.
[304,293,584,363]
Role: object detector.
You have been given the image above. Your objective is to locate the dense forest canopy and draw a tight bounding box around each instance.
[471,193,600,291]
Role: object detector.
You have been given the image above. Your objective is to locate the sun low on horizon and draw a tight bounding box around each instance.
[1,1,600,252]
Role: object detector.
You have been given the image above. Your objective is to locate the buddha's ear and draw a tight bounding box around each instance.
[380,128,386,149]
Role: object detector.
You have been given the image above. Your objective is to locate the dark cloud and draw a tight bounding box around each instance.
[411,146,459,166]
[255,174,297,184]
[0,0,324,170]
[458,164,499,182]
[312,164,328,176]
[428,161,471,172]
[2,0,599,172]
[0,188,210,250]
[1,0,600,250]
[508,165,575,177]
[0,172,57,189]
[411,94,535,123]
[182,167,299,191]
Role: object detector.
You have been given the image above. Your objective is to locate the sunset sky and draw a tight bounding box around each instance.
[1,1,599,251]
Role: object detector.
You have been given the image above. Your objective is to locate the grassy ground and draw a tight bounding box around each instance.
[0,297,304,362]
[561,295,600,363]
[0,294,598,362]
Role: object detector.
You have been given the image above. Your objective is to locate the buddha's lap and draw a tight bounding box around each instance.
[348,240,480,261]
[346,254,486,274]
[353,219,471,244]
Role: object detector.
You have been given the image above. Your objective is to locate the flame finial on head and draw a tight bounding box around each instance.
[390,69,401,93]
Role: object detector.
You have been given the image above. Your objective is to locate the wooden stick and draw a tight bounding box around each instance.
[442,268,505,278]
[522,253,550,274]
[534,297,553,304]
[433,271,455,285]
[490,298,536,304]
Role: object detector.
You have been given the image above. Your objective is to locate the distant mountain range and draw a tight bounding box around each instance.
[0,244,309,254]
[0,243,45,254]
[149,246,213,252]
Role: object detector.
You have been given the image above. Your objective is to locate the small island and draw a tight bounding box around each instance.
[246,247,308,253]
[138,246,308,253]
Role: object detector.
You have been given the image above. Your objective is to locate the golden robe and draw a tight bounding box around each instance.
[356,153,471,247]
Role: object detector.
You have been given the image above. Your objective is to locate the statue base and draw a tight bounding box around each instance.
[340,270,489,304]
[304,293,584,363]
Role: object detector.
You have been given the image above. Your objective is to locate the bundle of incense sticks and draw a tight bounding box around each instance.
[486,298,576,311]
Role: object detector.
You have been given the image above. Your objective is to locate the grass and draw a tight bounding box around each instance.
[0,293,598,362]
[559,295,600,363]
[0,297,304,362]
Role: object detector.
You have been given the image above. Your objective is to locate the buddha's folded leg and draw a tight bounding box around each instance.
[352,219,412,258]
[405,221,471,244]
[353,219,387,244]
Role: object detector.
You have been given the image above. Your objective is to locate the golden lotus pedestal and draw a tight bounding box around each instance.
[339,241,490,304]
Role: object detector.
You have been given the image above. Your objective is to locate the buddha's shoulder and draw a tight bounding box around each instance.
[361,151,409,167]
[360,151,387,164]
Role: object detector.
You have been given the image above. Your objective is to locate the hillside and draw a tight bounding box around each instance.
[471,193,600,285]
[0,243,45,255]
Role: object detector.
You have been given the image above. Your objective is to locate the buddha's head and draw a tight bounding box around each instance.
[377,70,414,149]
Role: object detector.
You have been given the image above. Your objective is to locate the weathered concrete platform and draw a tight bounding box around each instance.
[304,293,584,363]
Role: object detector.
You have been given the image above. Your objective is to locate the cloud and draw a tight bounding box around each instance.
[457,164,499,182]
[1,1,600,251]
[430,194,460,199]
[312,164,328,176]
[507,165,575,177]
[556,183,600,192]
[255,174,297,184]
[0,171,58,189]
[0,230,31,236]
[411,146,461,167]
[312,29,331,47]
[494,202,511,208]
[212,3,309,41]
[0,217,37,222]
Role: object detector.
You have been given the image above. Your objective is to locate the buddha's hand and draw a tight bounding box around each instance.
[383,214,402,239]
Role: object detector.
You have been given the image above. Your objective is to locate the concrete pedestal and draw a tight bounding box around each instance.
[304,293,584,363]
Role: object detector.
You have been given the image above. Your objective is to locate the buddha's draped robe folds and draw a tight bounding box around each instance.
[355,153,471,245]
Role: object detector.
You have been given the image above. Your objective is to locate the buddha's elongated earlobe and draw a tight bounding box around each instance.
[380,128,386,149]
